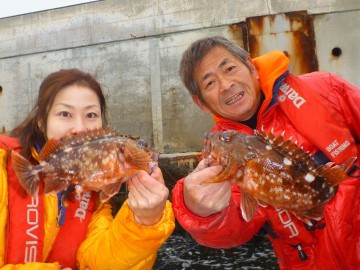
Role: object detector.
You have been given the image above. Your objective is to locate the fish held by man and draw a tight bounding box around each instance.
[11,127,158,202]
[201,129,356,225]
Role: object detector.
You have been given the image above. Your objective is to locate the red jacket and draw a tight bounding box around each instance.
[172,51,360,269]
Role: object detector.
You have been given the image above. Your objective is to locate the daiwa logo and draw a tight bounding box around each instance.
[278,83,307,109]
[74,192,92,221]
[24,196,39,263]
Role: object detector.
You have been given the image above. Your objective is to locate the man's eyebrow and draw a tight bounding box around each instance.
[201,58,230,82]
[218,58,229,69]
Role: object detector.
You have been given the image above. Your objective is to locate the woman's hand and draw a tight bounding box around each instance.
[127,167,169,226]
[183,160,231,217]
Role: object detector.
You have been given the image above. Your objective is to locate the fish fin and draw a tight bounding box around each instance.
[340,156,357,173]
[101,181,123,198]
[99,191,111,202]
[294,207,324,226]
[38,138,64,161]
[292,212,313,226]
[44,178,69,194]
[202,155,238,184]
[240,193,259,222]
[258,200,269,207]
[60,127,118,148]
[124,139,151,171]
[255,130,317,171]
[319,163,347,187]
[11,150,40,197]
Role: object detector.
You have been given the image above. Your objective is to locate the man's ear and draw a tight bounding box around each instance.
[247,57,260,80]
[192,95,211,114]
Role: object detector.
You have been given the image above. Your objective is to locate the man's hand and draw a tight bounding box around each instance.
[183,160,231,217]
[127,167,169,226]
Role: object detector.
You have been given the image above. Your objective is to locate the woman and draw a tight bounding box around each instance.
[0,69,175,269]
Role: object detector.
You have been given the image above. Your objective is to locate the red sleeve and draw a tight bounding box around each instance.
[171,178,266,248]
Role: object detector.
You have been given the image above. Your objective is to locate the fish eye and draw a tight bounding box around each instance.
[221,132,231,142]
[138,139,148,148]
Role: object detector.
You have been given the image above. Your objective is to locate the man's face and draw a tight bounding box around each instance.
[193,46,261,122]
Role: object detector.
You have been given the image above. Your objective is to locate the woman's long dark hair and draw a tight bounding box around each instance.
[10,69,107,158]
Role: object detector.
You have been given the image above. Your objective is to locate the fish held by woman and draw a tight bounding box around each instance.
[11,127,158,202]
[201,129,356,225]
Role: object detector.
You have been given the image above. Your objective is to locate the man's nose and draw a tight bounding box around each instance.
[219,75,233,93]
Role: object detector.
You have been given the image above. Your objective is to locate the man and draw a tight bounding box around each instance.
[172,36,360,269]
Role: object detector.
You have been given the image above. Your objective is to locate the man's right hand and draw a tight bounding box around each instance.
[183,160,231,217]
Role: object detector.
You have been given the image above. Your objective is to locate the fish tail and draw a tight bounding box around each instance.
[124,139,152,172]
[319,163,347,187]
[340,156,357,173]
[317,157,356,186]
[11,150,41,197]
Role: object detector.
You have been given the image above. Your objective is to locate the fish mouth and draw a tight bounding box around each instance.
[225,91,244,105]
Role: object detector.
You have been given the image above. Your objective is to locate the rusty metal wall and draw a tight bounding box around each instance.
[243,11,318,75]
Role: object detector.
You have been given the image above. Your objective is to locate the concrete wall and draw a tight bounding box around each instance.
[0,0,359,154]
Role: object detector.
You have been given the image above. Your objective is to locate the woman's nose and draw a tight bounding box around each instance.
[70,118,87,135]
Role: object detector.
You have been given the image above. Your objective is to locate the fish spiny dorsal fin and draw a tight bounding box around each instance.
[59,127,118,149]
[254,130,317,170]
[39,138,64,161]
[124,139,151,172]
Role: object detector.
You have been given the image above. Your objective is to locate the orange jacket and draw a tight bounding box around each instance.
[0,138,175,269]
[172,51,360,269]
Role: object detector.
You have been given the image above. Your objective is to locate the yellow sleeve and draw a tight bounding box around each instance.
[0,262,60,270]
[0,148,8,266]
[77,200,175,270]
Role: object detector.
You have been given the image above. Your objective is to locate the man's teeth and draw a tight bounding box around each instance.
[226,92,243,105]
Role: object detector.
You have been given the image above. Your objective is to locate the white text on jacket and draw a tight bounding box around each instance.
[74,192,92,222]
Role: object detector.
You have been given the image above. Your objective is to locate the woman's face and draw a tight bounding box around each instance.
[45,84,103,140]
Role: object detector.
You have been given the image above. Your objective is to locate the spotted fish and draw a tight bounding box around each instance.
[202,129,355,224]
[11,127,158,202]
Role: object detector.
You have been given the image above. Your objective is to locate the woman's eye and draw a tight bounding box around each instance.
[59,111,71,117]
[86,112,98,118]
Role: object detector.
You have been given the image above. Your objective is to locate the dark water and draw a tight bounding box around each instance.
[154,224,279,270]
[112,162,279,270]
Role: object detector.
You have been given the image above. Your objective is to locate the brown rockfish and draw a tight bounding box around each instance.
[202,129,355,225]
[11,128,158,202]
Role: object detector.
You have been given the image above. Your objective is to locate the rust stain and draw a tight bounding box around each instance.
[0,126,6,135]
[229,22,247,50]
[243,11,318,75]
